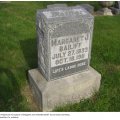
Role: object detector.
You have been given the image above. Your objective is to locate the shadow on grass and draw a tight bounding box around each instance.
[20,38,37,69]
[0,68,23,111]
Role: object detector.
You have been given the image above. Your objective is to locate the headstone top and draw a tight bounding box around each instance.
[37,5,93,23]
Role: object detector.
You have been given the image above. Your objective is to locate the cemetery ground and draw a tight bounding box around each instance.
[0,1,120,112]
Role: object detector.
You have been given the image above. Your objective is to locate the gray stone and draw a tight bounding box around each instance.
[78,4,94,14]
[28,67,101,111]
[110,7,120,15]
[36,5,94,80]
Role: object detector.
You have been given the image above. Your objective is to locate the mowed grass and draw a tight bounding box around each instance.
[0,2,120,111]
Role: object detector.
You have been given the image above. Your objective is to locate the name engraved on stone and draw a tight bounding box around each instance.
[43,8,87,18]
[50,33,90,79]
[51,33,90,67]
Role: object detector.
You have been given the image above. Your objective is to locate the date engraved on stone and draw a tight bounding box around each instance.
[50,33,90,67]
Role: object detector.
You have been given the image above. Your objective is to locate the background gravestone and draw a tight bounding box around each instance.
[97,1,114,16]
[28,4,101,111]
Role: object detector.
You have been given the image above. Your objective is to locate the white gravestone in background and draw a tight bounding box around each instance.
[28,4,101,111]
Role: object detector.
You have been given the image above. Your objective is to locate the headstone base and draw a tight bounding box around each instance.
[28,67,101,111]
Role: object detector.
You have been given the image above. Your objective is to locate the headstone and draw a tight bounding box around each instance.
[36,4,93,80]
[28,4,101,111]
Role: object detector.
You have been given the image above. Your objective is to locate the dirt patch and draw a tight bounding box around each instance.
[21,84,40,111]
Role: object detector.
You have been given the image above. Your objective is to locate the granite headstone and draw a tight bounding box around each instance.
[28,4,101,111]
[36,5,94,80]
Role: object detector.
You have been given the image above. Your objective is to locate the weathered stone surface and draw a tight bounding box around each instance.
[78,4,94,14]
[36,5,94,80]
[28,67,101,112]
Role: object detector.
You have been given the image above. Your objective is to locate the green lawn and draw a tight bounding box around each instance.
[0,2,120,112]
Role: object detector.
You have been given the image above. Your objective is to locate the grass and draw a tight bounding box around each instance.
[0,2,120,112]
